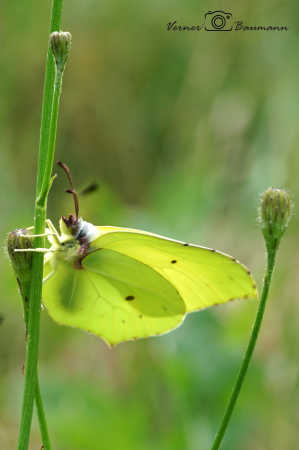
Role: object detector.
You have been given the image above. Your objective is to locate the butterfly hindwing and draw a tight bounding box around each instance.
[43,248,185,345]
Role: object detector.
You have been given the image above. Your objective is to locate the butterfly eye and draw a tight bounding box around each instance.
[61,240,75,249]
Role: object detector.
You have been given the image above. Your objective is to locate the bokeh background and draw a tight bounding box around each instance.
[1,1,298,449]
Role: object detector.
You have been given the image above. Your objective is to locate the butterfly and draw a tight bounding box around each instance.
[21,163,257,346]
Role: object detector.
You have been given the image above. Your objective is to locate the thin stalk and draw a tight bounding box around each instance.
[17,1,64,448]
[211,246,277,450]
[36,0,64,193]
[20,281,51,450]
[38,71,63,207]
[35,381,51,450]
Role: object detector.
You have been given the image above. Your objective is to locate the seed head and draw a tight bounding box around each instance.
[50,31,72,73]
[259,188,292,248]
[7,229,33,284]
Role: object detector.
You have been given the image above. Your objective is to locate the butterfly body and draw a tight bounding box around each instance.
[41,215,257,346]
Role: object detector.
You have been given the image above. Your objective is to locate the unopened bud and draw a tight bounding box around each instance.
[259,188,292,247]
[50,31,72,73]
[7,229,33,284]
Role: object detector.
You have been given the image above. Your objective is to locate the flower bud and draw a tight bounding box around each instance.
[50,31,72,73]
[7,229,33,284]
[259,188,292,247]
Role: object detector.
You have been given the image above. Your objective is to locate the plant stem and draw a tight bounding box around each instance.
[35,380,51,450]
[211,245,277,450]
[38,70,63,206]
[20,281,51,450]
[36,0,64,193]
[17,1,64,448]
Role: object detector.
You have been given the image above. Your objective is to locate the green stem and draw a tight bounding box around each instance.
[20,281,51,450]
[35,380,51,450]
[38,71,63,207]
[17,1,64,448]
[36,0,64,193]
[211,245,277,450]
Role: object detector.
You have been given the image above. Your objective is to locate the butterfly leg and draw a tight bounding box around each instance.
[17,233,56,238]
[14,248,55,253]
[45,219,59,234]
[45,219,61,245]
[17,221,59,239]
[18,219,60,237]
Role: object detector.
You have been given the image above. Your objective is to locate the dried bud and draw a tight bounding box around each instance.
[7,229,33,284]
[50,31,72,73]
[259,188,292,248]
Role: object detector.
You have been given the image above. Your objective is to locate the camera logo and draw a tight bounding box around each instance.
[205,10,233,31]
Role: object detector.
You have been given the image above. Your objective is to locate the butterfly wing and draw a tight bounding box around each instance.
[90,226,257,313]
[42,249,185,346]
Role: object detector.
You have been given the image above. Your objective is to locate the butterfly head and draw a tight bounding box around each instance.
[55,216,99,267]
[56,162,100,262]
[59,214,100,244]
[61,214,81,237]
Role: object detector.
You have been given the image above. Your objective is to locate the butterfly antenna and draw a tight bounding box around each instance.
[57,161,80,220]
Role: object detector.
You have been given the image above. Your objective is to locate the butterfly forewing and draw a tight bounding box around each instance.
[91,227,257,313]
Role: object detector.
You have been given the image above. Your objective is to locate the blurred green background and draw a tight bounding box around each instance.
[1,1,298,449]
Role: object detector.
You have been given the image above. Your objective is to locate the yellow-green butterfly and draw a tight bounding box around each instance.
[24,163,257,346]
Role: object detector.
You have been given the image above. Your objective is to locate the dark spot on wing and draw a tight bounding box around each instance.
[183,243,189,247]
[162,306,168,312]
[139,314,143,318]
[0,315,4,325]
[171,260,177,264]
[125,295,135,301]
[121,320,126,324]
